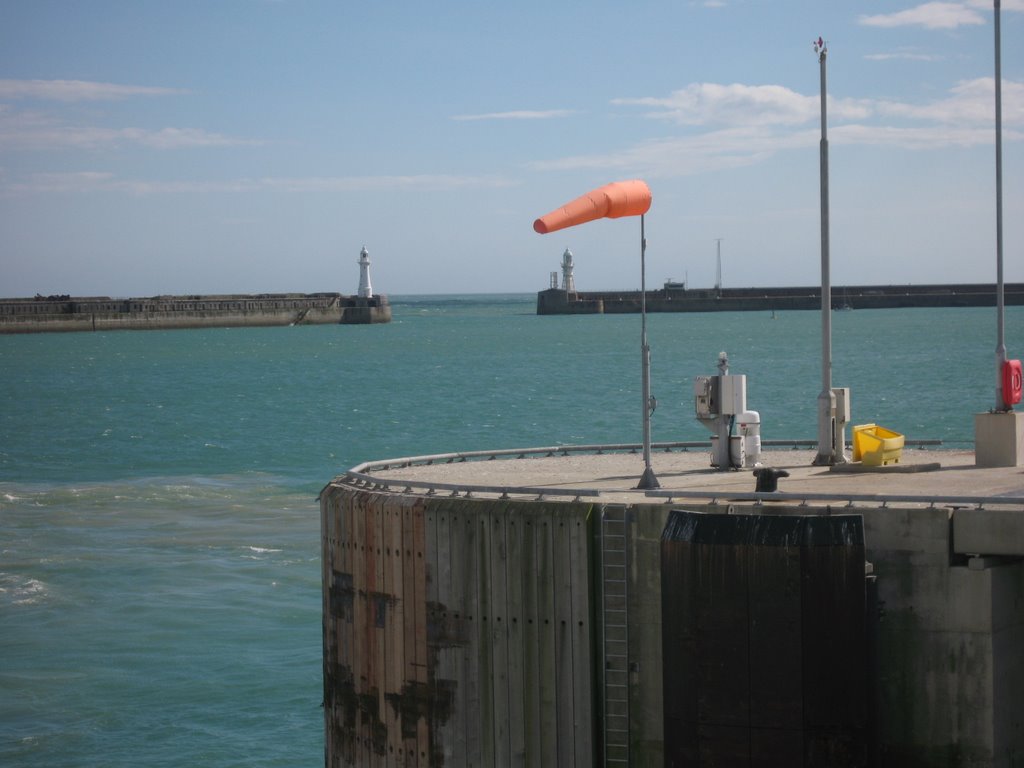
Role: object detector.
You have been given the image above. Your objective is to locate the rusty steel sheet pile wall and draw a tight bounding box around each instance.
[660,510,869,767]
[320,486,595,767]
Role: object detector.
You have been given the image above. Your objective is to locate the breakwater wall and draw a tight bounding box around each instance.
[320,452,1024,767]
[0,292,391,333]
[537,282,1024,314]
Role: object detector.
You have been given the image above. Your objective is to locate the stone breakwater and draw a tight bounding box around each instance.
[0,292,391,333]
[537,282,1024,314]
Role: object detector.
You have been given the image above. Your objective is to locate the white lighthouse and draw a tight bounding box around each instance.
[561,248,576,293]
[357,246,373,298]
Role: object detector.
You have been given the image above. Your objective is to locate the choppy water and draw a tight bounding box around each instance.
[2,294,1020,766]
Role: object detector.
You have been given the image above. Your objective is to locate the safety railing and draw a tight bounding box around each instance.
[326,439,953,505]
[642,488,1024,510]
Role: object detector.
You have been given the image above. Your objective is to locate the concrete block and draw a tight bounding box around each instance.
[873,559,994,633]
[861,506,952,557]
[975,411,1024,467]
[954,508,1024,557]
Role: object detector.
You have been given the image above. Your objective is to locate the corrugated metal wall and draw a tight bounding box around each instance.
[321,487,595,767]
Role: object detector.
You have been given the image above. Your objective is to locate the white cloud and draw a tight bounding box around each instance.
[130,127,258,149]
[258,174,517,193]
[613,83,872,127]
[864,51,943,62]
[0,79,187,102]
[0,79,249,151]
[1,171,269,196]
[830,122,1020,150]
[451,110,576,121]
[535,77,1023,178]
[530,126,818,178]
[7,171,120,194]
[966,0,1024,10]
[0,108,259,150]
[2,171,517,197]
[876,78,1024,125]
[858,2,985,30]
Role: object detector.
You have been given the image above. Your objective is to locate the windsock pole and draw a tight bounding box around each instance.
[533,180,658,489]
[638,214,659,488]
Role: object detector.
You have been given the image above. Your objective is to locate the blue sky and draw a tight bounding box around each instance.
[1,0,1021,297]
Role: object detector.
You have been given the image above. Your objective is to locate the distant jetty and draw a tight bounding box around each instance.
[2,245,393,334]
[0,292,391,334]
[537,282,1024,315]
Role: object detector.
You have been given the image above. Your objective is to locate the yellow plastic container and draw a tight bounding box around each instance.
[852,423,905,466]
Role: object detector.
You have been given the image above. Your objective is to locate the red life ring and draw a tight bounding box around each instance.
[1002,359,1023,407]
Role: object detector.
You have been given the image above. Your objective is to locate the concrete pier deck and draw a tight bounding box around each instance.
[347,446,1024,507]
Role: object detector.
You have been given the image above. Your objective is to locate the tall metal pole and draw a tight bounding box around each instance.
[813,39,838,466]
[638,213,659,489]
[994,0,1008,410]
[715,238,723,292]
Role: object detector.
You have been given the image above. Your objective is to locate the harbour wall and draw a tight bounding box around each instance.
[537,282,1024,315]
[320,481,1024,767]
[0,293,391,333]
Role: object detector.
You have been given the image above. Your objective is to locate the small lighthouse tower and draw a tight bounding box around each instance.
[357,246,373,298]
[560,248,576,293]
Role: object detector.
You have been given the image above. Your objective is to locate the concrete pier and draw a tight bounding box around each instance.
[537,282,1024,315]
[320,446,1024,767]
[0,292,391,333]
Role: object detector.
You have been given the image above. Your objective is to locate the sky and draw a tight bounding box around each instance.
[1,0,1022,298]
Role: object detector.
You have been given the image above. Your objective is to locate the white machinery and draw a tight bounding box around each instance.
[694,352,762,469]
[830,386,852,461]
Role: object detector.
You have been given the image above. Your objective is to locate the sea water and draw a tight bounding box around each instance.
[2,295,1020,766]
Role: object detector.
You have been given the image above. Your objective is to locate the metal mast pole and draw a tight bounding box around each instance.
[715,238,723,292]
[638,213,659,489]
[814,39,838,466]
[994,0,1007,410]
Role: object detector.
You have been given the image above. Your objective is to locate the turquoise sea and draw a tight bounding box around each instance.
[2,294,1021,766]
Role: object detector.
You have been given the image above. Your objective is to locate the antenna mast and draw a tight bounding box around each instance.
[715,238,723,291]
[812,36,846,466]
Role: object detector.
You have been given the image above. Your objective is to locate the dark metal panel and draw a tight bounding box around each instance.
[695,537,750,729]
[661,510,868,767]
[748,534,803,731]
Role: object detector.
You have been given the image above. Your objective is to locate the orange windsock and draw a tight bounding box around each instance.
[533,179,652,234]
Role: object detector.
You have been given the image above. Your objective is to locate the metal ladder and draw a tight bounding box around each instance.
[601,506,630,766]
